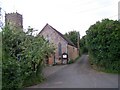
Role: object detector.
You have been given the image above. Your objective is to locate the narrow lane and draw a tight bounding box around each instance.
[30,55,118,88]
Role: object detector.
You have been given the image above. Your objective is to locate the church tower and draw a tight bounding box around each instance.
[5,12,23,29]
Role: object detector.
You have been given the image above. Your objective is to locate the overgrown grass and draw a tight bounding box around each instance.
[88,56,119,74]
[68,59,74,64]
[23,74,45,87]
[68,56,80,64]
[91,64,119,74]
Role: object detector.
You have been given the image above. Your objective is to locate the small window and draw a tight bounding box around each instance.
[58,43,62,56]
[46,35,49,42]
[73,47,75,52]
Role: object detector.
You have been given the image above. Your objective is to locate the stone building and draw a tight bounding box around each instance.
[39,23,79,65]
[5,12,23,29]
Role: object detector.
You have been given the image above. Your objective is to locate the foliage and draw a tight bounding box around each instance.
[64,31,80,48]
[86,19,120,73]
[80,35,88,54]
[2,25,55,89]
[68,59,74,64]
[68,56,80,64]
[2,26,24,89]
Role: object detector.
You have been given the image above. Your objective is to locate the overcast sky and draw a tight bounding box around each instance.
[1,0,120,37]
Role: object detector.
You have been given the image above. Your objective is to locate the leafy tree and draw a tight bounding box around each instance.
[2,25,55,89]
[80,35,88,54]
[86,19,120,73]
[64,31,80,48]
[2,25,24,89]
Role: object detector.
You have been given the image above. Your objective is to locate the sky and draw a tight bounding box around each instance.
[0,0,120,38]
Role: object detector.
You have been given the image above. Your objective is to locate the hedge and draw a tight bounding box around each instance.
[86,19,120,73]
[2,25,55,89]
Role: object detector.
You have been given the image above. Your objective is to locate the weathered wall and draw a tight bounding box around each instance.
[48,55,54,66]
[5,12,23,29]
[40,24,79,65]
[67,45,78,61]
[40,24,68,64]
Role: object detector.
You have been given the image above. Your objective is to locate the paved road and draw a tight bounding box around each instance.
[30,55,118,88]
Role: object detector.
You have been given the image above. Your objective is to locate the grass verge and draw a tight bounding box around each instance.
[88,56,119,74]
[68,56,80,64]
[91,64,119,74]
[23,74,45,87]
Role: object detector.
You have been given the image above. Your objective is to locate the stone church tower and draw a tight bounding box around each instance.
[5,12,23,29]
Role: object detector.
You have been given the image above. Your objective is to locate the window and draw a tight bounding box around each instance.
[73,47,75,52]
[58,43,62,56]
[46,35,49,42]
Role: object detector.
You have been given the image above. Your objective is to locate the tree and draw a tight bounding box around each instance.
[2,25,55,89]
[64,31,80,48]
[86,19,120,73]
[80,35,88,54]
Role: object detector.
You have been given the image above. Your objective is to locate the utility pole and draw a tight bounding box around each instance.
[77,32,80,56]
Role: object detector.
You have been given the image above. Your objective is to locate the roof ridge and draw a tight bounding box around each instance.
[39,23,76,47]
[48,24,75,47]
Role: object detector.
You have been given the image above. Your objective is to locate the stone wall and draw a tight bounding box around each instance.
[40,24,79,65]
[67,45,78,61]
[5,12,23,29]
[40,24,68,64]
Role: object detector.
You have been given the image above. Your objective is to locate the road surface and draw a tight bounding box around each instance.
[30,55,118,88]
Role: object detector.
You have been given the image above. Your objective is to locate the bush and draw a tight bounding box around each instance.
[2,57,23,89]
[2,25,55,89]
[68,59,74,64]
[68,56,80,64]
[86,19,120,73]
[80,35,88,54]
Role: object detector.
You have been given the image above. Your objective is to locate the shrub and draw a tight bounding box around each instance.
[2,25,55,89]
[68,59,74,64]
[86,19,120,73]
[2,56,23,89]
[80,35,88,54]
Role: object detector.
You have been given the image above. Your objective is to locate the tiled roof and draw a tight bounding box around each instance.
[39,23,76,47]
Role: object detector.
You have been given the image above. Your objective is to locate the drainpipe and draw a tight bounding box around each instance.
[53,53,56,65]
